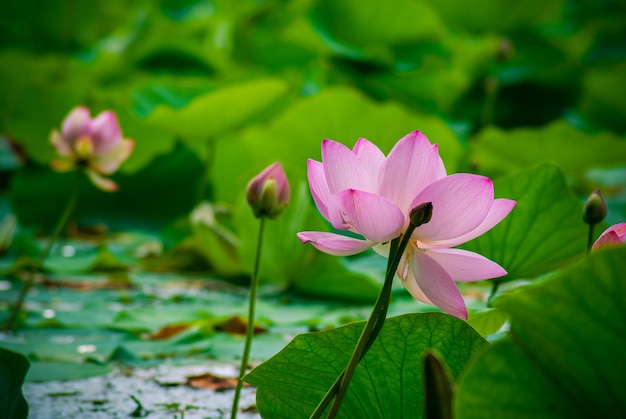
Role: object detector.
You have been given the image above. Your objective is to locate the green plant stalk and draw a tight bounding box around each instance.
[4,171,81,331]
[327,225,417,418]
[231,217,266,419]
[309,238,401,418]
[310,225,417,418]
[586,223,595,255]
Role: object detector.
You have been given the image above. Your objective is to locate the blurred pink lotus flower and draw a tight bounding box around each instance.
[297,131,516,319]
[246,162,290,219]
[592,223,626,252]
[50,106,134,192]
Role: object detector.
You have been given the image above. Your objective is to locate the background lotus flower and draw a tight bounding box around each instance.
[592,223,626,251]
[50,106,134,192]
[297,131,516,319]
[246,162,290,219]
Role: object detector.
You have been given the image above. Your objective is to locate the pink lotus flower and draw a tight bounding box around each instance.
[297,131,516,319]
[50,106,134,192]
[246,162,290,219]
[592,223,626,252]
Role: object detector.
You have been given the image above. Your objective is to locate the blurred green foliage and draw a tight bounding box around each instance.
[1,0,624,220]
[0,1,625,410]
[0,0,624,306]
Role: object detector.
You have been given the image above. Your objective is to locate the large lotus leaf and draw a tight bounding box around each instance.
[246,312,487,418]
[367,34,501,113]
[456,246,626,418]
[311,0,443,58]
[127,12,218,73]
[370,63,475,114]
[128,0,267,69]
[578,63,626,133]
[471,120,626,179]
[0,0,132,50]
[427,0,564,34]
[462,164,588,281]
[3,60,92,165]
[146,78,289,142]
[114,109,177,175]
[130,75,216,119]
[242,14,330,72]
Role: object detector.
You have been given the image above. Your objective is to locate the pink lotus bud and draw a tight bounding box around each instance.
[50,106,134,192]
[246,162,290,219]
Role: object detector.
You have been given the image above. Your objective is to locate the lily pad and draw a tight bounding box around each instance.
[311,0,443,58]
[471,120,626,179]
[26,361,112,383]
[147,78,289,143]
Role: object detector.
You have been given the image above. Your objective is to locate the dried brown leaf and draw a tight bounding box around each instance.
[215,316,267,335]
[150,324,191,340]
[186,373,247,391]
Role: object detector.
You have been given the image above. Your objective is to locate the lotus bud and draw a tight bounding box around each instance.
[409,202,433,227]
[246,162,290,219]
[583,189,607,225]
[423,351,454,419]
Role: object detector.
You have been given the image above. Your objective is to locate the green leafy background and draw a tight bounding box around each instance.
[0,0,625,417]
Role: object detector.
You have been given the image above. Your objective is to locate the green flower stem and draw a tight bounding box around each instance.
[310,373,345,419]
[587,223,595,255]
[4,171,81,331]
[309,238,401,419]
[231,216,266,419]
[310,225,417,419]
